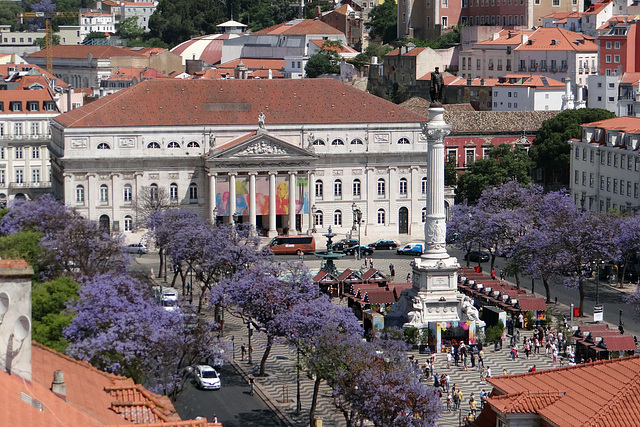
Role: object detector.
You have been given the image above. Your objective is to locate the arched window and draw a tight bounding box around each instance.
[167,141,180,148]
[334,210,342,226]
[421,177,427,195]
[189,183,198,203]
[397,137,410,144]
[334,179,342,199]
[314,210,323,227]
[312,139,325,146]
[170,183,178,202]
[350,138,364,145]
[399,178,408,197]
[99,184,108,204]
[123,184,132,204]
[331,138,345,145]
[147,141,160,149]
[377,208,385,224]
[315,180,323,199]
[150,183,159,201]
[75,185,84,204]
[377,178,386,198]
[99,214,110,231]
[124,215,133,232]
[97,143,110,149]
[187,141,200,148]
[422,207,427,223]
[353,179,361,199]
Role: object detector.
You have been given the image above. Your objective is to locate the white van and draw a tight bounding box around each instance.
[153,286,179,311]
[396,243,424,255]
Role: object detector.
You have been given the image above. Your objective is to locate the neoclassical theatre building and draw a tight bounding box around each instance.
[49,78,448,241]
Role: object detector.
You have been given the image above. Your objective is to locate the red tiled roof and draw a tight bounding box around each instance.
[0,90,56,113]
[250,69,284,79]
[489,391,564,414]
[108,67,167,81]
[517,298,547,311]
[387,47,428,57]
[584,116,640,133]
[620,72,640,84]
[0,63,68,87]
[474,29,536,46]
[53,79,426,128]
[363,290,396,304]
[253,19,344,36]
[584,0,611,14]
[515,28,597,52]
[310,39,358,54]
[599,335,636,351]
[496,74,564,89]
[27,45,145,59]
[486,355,640,427]
[217,58,285,70]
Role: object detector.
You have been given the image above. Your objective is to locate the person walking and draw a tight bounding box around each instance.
[491,269,496,280]
[241,344,246,361]
[389,263,395,281]
[480,389,487,409]
[500,269,505,280]
[446,392,452,411]
[447,351,452,369]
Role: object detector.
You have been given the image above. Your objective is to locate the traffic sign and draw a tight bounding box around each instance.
[594,304,604,322]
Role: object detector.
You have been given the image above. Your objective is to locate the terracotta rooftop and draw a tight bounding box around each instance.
[543,11,582,20]
[27,45,146,59]
[216,58,285,70]
[620,72,640,84]
[516,297,547,311]
[53,79,426,128]
[496,74,565,89]
[584,0,611,14]
[310,39,358,54]
[0,89,56,112]
[0,63,68,87]
[107,67,167,81]
[474,29,536,46]
[484,355,640,427]
[583,116,640,133]
[253,18,344,36]
[387,47,428,57]
[515,28,596,52]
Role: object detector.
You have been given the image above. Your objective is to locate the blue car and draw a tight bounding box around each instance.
[396,243,423,255]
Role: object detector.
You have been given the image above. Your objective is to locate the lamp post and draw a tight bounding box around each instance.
[351,203,362,260]
[247,320,253,365]
[212,207,218,226]
[311,204,317,234]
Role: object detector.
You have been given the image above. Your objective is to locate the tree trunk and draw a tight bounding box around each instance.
[579,278,585,317]
[466,247,471,267]
[158,248,165,279]
[259,335,272,377]
[309,376,322,427]
[542,277,551,304]
[514,272,521,289]
[490,253,496,272]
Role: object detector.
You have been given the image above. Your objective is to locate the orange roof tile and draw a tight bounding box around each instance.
[515,27,596,52]
[0,90,56,113]
[474,29,535,46]
[53,79,426,128]
[496,74,565,89]
[599,335,636,351]
[516,297,547,311]
[489,391,564,414]
[584,0,611,14]
[108,67,167,81]
[486,355,640,427]
[27,45,145,59]
[249,69,284,78]
[310,39,358,54]
[543,11,582,20]
[216,58,284,70]
[253,18,344,36]
[387,47,428,57]
[620,72,640,84]
[584,116,640,133]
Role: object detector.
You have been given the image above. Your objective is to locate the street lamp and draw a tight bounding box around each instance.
[351,203,362,260]
[212,207,218,226]
[311,204,317,233]
[247,320,253,365]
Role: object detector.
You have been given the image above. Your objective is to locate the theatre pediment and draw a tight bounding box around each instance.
[208,133,316,161]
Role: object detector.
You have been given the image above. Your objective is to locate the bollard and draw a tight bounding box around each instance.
[570,304,574,322]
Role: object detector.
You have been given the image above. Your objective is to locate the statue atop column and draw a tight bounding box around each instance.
[258,112,266,129]
[429,67,444,105]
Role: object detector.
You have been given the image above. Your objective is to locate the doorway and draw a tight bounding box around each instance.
[398,207,408,234]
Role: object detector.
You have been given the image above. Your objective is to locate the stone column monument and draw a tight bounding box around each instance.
[387,104,464,330]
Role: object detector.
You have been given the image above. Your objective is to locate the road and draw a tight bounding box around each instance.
[173,363,284,427]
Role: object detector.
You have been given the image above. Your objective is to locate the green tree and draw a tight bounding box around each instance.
[349,44,393,70]
[305,40,342,78]
[445,156,458,186]
[116,16,144,40]
[237,0,296,32]
[32,276,79,353]
[148,0,227,47]
[367,0,397,44]
[34,34,60,49]
[0,1,24,27]
[390,82,408,104]
[529,108,615,187]
[0,230,48,276]
[83,31,107,43]
[406,26,461,49]
[456,144,534,203]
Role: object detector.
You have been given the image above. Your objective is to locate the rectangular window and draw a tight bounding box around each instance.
[628,181,632,196]
[606,55,611,63]
[377,180,386,197]
[32,147,39,158]
[32,168,40,183]
[575,170,579,184]
[124,186,132,203]
[606,41,612,49]
[466,149,474,165]
[0,170,4,185]
[600,176,605,190]
[315,181,323,199]
[14,123,22,136]
[590,173,594,188]
[607,177,611,191]
[590,150,594,163]
[31,122,38,135]
[581,172,586,186]
[613,178,618,193]
[636,183,639,198]
[614,55,620,63]
[353,180,361,198]
[15,146,22,159]
[614,41,620,49]
[15,169,23,184]
[607,152,611,165]
[620,179,625,194]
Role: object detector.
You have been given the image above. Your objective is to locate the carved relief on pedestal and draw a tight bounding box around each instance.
[425,219,446,244]
[119,137,135,148]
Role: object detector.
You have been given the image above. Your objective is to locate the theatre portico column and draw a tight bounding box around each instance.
[308,171,315,234]
[288,171,297,235]
[229,173,237,223]
[249,172,257,229]
[268,172,277,237]
[208,172,217,223]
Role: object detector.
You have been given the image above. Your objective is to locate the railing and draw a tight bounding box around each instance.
[518,66,526,71]
[578,67,584,74]
[561,65,568,72]
[540,65,547,71]
[550,66,558,72]
[529,66,537,71]
[8,181,51,189]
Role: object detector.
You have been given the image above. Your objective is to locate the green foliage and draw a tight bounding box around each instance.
[0,230,47,275]
[524,311,536,329]
[403,327,420,345]
[456,144,534,203]
[0,1,24,27]
[390,82,409,104]
[366,0,397,44]
[484,320,504,343]
[349,44,393,70]
[34,34,60,49]
[116,16,144,40]
[419,328,431,345]
[406,26,461,50]
[84,31,107,41]
[237,0,296,32]
[445,156,458,186]
[303,0,333,18]
[305,40,342,78]
[126,37,169,48]
[32,276,79,353]
[529,108,616,173]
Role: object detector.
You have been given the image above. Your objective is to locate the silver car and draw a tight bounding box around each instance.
[194,365,221,390]
[126,243,149,254]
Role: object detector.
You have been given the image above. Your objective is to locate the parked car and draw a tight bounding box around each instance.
[193,365,221,390]
[397,243,424,255]
[332,238,359,252]
[344,245,374,256]
[368,239,400,250]
[268,235,316,255]
[126,243,149,254]
[465,251,490,262]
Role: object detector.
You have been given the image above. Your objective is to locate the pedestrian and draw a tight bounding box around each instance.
[491,269,496,280]
[503,368,508,376]
[406,272,411,282]
[457,389,463,409]
[486,367,492,378]
[446,393,452,411]
[470,351,476,368]
[470,395,477,415]
[500,269,505,280]
[433,373,440,388]
[299,250,304,261]
[480,389,487,409]
[241,344,246,361]
[213,414,218,423]
[389,263,395,281]
[369,258,373,269]
[447,351,452,369]
[518,312,524,329]
[478,348,484,368]
[480,367,486,383]
[452,388,459,409]
[445,374,451,392]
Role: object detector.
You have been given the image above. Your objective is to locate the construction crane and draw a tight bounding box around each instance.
[17,11,79,74]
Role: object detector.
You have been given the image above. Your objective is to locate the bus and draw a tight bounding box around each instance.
[268,235,316,255]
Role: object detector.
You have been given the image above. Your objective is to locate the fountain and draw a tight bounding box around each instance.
[313,226,345,277]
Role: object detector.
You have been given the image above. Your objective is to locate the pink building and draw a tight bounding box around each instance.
[598,17,640,77]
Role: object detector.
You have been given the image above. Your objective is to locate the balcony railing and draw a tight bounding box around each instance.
[561,65,568,72]
[550,66,558,72]
[540,65,547,71]
[9,181,51,189]
[529,65,537,72]
[518,66,526,71]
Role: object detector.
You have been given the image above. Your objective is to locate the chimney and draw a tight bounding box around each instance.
[480,78,486,86]
[51,370,67,400]
[467,76,473,86]
[521,34,529,45]
[493,32,500,40]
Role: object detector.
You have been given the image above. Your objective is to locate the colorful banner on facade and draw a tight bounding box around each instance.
[215,176,308,216]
